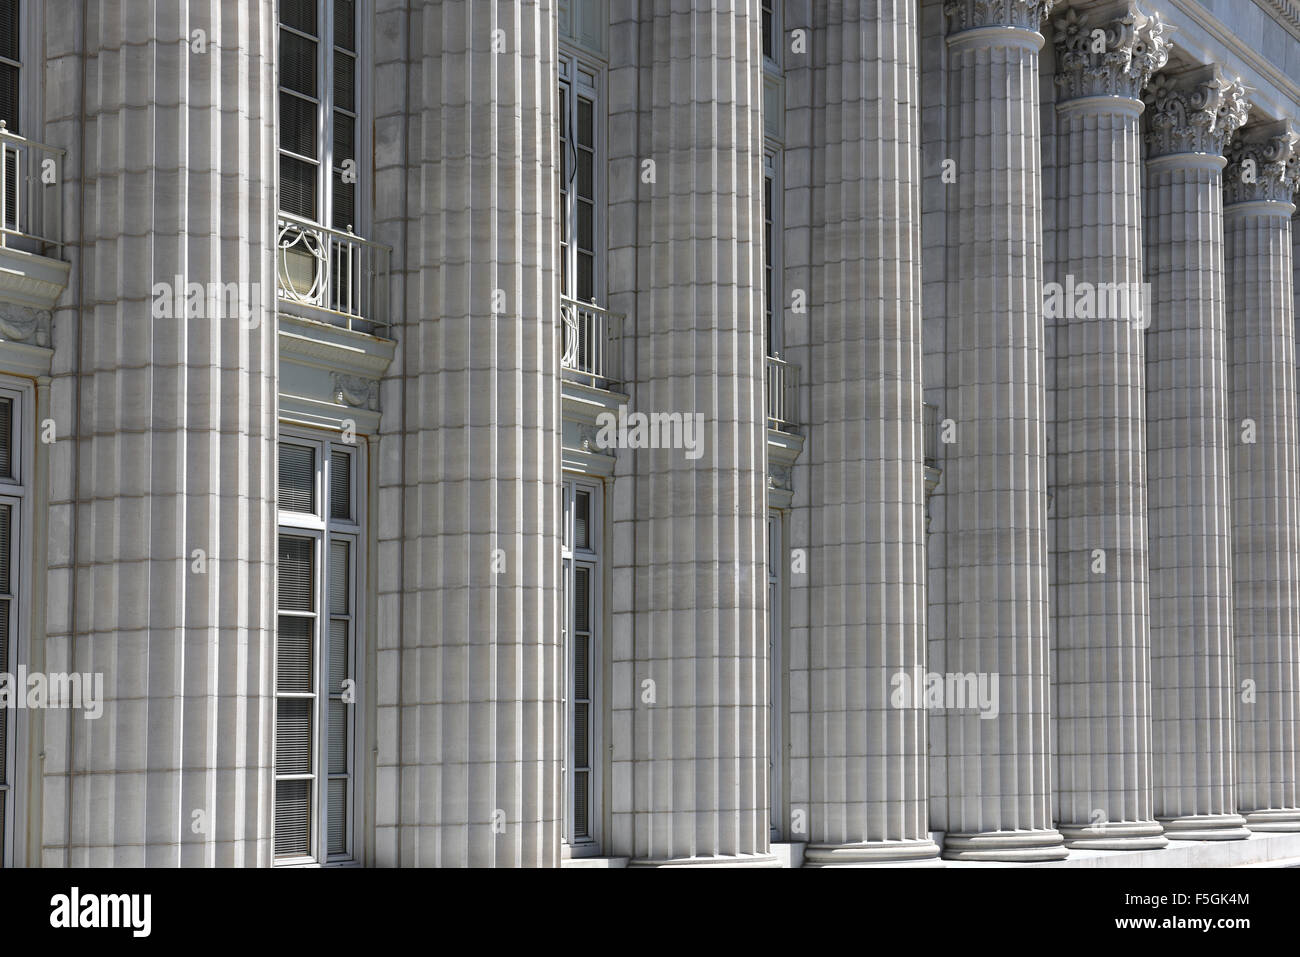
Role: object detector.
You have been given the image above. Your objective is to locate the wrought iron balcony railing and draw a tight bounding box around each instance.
[1,122,64,256]
[561,297,621,390]
[766,353,799,434]
[276,213,392,338]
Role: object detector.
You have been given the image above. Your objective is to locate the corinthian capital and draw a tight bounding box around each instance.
[1053,4,1171,102]
[1143,65,1251,158]
[944,0,1057,34]
[1224,120,1300,205]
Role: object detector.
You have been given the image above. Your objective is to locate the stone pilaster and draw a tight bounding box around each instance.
[1142,65,1252,840]
[40,1,278,864]
[373,0,563,866]
[938,0,1066,861]
[800,0,939,867]
[1223,120,1300,833]
[1047,1,1169,850]
[613,0,773,866]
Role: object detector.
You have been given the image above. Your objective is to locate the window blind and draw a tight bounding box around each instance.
[279,444,315,514]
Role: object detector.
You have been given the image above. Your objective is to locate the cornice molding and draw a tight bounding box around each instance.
[1259,0,1300,43]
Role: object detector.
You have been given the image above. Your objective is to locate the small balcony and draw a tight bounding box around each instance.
[765,353,800,434]
[276,213,392,338]
[1,122,64,257]
[561,297,621,390]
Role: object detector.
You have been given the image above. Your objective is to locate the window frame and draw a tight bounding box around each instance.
[277,0,370,236]
[562,475,604,855]
[761,0,781,73]
[763,149,783,356]
[767,509,783,841]
[275,429,365,867]
[0,0,41,137]
[0,380,29,869]
[558,49,606,307]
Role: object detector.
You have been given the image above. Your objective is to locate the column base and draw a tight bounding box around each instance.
[1157,813,1251,841]
[803,838,942,867]
[1245,809,1300,833]
[941,828,1068,862]
[1059,820,1168,850]
[627,853,782,868]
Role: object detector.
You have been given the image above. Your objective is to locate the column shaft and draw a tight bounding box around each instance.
[1048,2,1168,850]
[44,1,279,865]
[374,0,563,866]
[939,0,1065,862]
[802,0,938,867]
[1224,121,1300,831]
[1142,66,1251,840]
[618,0,772,866]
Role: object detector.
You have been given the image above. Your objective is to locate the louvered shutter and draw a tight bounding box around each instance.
[327,779,347,856]
[275,780,310,857]
[329,449,351,520]
[276,699,312,775]
[278,536,314,611]
[277,617,313,693]
[574,490,590,550]
[0,397,12,479]
[279,443,315,514]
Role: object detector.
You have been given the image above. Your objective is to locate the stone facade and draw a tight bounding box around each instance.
[3,0,1300,868]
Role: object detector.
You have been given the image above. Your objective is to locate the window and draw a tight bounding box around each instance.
[764,151,782,355]
[762,0,779,69]
[279,0,359,230]
[767,511,782,840]
[0,386,25,867]
[0,0,17,131]
[562,477,602,851]
[276,434,362,864]
[558,53,603,305]
[0,0,20,230]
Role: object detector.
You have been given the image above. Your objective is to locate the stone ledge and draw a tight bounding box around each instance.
[943,831,1300,867]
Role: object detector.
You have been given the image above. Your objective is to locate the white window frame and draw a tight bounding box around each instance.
[1,0,41,137]
[767,509,783,840]
[558,49,606,307]
[0,380,28,869]
[562,475,603,855]
[275,429,364,867]
[764,150,783,356]
[277,0,370,235]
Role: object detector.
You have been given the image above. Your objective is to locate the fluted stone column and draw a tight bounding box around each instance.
[1142,66,1251,840]
[616,0,772,866]
[1223,121,1300,833]
[373,0,563,866]
[938,0,1066,861]
[801,0,939,867]
[1047,2,1168,850]
[41,1,278,864]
